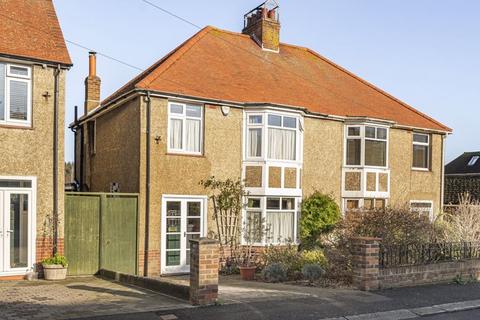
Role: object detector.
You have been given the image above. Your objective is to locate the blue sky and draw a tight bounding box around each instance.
[54,0,480,163]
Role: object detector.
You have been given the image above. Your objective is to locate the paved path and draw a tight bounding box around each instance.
[0,276,190,320]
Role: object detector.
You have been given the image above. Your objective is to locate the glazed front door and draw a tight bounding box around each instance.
[2,190,31,273]
[162,197,206,274]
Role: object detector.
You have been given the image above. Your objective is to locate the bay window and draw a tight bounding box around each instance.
[412,133,430,170]
[346,125,388,167]
[245,112,300,162]
[0,63,31,126]
[168,102,203,154]
[245,196,298,245]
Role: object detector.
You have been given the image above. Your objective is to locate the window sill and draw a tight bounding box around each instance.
[165,152,205,158]
[411,167,431,172]
[0,123,33,130]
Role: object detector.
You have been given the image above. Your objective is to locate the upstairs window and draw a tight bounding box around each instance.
[412,133,430,169]
[268,114,297,160]
[346,125,388,167]
[0,63,31,126]
[168,102,203,154]
[245,112,301,162]
[247,114,263,158]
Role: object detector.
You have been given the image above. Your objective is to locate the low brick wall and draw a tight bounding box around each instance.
[99,269,189,300]
[351,237,480,290]
[379,260,480,289]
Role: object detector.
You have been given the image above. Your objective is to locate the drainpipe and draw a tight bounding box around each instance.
[144,91,151,276]
[53,65,61,255]
[440,135,446,213]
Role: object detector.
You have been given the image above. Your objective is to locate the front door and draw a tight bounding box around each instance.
[1,190,32,274]
[161,196,206,274]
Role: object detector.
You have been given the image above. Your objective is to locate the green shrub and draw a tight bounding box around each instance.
[262,263,288,283]
[300,192,340,248]
[42,254,68,267]
[302,264,325,282]
[300,249,327,267]
[262,244,302,276]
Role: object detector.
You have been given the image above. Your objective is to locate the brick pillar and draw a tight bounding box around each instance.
[352,237,381,291]
[190,238,219,305]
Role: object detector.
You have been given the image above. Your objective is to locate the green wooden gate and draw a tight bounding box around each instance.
[65,193,138,276]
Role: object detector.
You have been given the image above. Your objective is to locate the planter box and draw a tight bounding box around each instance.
[43,264,68,280]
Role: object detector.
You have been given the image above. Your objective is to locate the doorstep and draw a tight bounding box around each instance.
[0,274,25,281]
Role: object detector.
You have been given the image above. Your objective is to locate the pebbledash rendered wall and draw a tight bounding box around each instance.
[352,237,480,291]
[0,64,66,267]
[83,92,446,276]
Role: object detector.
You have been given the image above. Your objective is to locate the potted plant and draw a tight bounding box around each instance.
[239,214,266,280]
[42,254,68,280]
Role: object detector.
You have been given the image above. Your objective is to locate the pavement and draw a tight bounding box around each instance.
[0,276,190,320]
[3,275,480,320]
[80,279,480,320]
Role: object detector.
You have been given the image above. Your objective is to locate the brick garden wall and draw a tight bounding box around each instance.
[351,237,480,290]
[379,260,480,289]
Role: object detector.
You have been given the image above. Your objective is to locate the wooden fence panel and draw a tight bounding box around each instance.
[64,195,100,275]
[64,193,138,276]
[101,195,138,275]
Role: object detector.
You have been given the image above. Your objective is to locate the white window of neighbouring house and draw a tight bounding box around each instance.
[345,125,388,167]
[244,196,298,245]
[0,63,32,126]
[168,102,203,154]
[410,201,433,219]
[412,133,430,170]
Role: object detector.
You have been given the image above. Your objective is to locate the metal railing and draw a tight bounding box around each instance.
[379,242,480,268]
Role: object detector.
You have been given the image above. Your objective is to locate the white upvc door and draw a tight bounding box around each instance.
[161,196,207,274]
[3,190,32,273]
[0,191,3,273]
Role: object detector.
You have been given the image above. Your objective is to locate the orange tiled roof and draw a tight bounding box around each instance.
[0,0,71,65]
[103,26,450,132]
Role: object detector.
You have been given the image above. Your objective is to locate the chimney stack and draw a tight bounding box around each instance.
[242,1,280,52]
[84,51,101,115]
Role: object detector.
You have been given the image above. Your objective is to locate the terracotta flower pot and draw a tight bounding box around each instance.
[239,266,256,281]
[43,264,67,280]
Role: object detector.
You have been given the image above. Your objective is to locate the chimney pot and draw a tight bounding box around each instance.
[88,51,97,77]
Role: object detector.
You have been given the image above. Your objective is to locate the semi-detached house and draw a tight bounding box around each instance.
[72,2,451,276]
[0,0,71,279]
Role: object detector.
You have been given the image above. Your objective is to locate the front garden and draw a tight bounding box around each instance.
[202,177,480,288]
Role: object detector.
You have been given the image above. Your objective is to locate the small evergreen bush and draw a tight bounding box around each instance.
[300,192,340,248]
[302,264,325,283]
[262,263,288,283]
[301,250,327,267]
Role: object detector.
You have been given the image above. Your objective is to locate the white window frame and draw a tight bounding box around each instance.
[244,110,303,164]
[412,133,430,171]
[246,113,264,159]
[167,101,204,155]
[243,196,300,246]
[344,124,389,169]
[0,62,32,127]
[410,200,434,220]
